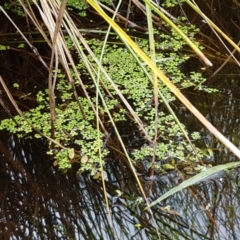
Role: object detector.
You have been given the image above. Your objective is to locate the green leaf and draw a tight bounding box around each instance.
[116,190,122,196]
[18,43,25,49]
[68,148,75,159]
[13,83,19,89]
[81,155,88,163]
[163,163,175,170]
[0,44,10,50]
[135,223,141,228]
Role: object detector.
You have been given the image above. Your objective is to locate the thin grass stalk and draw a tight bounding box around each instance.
[145,3,159,183]
[188,0,240,76]
[186,0,240,54]
[70,23,162,237]
[98,1,147,31]
[0,76,66,149]
[207,40,240,81]
[102,18,199,163]
[75,36,162,238]
[47,16,106,130]
[19,0,52,47]
[132,0,178,24]
[37,0,86,120]
[96,1,123,239]
[47,0,66,141]
[87,0,240,160]
[143,0,212,66]
[0,6,49,69]
[70,28,154,143]
[143,3,202,168]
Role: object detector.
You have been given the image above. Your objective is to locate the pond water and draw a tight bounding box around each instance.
[1,79,240,239]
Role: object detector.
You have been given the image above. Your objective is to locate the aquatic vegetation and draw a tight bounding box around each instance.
[1,0,240,219]
[0,21,211,173]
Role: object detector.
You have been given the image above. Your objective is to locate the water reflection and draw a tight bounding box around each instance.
[183,78,240,165]
[1,130,240,239]
[1,78,240,239]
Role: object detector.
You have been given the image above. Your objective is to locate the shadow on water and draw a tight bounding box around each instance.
[1,80,240,239]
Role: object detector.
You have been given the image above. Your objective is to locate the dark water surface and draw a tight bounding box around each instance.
[1,80,240,240]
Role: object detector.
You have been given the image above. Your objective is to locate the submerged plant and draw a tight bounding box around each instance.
[0,17,212,173]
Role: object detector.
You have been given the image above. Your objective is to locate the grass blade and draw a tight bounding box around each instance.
[145,161,240,209]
